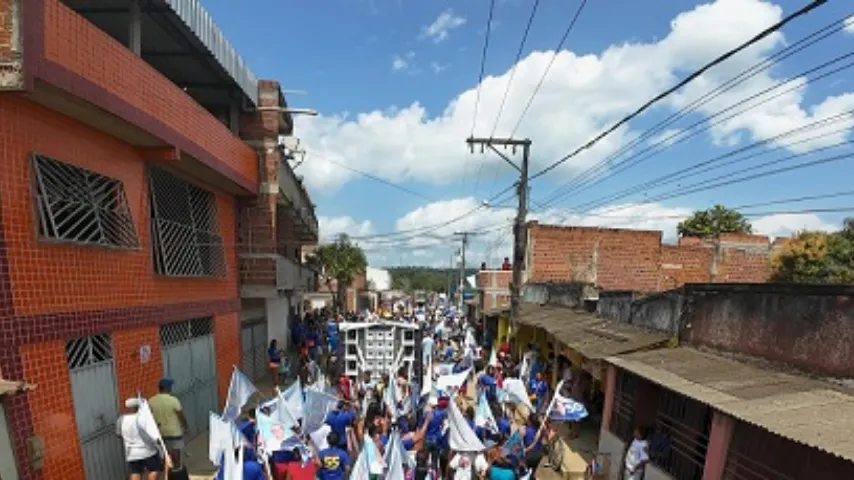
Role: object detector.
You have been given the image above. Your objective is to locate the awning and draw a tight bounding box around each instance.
[0,378,35,396]
[483,307,509,317]
[518,305,669,360]
[607,348,854,462]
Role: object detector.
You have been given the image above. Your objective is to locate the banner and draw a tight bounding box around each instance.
[549,390,589,422]
[222,368,258,422]
[303,390,340,433]
[448,399,485,452]
[474,393,498,434]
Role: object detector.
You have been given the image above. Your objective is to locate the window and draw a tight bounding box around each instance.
[32,154,139,248]
[65,334,113,370]
[148,167,225,277]
[159,318,214,347]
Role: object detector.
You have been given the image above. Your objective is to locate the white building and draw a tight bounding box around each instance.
[339,321,419,382]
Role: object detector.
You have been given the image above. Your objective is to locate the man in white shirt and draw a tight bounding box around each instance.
[448,451,488,480]
[115,398,163,480]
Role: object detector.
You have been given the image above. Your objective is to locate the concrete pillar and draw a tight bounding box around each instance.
[702,411,736,480]
[266,296,290,352]
[129,0,142,55]
[600,364,618,432]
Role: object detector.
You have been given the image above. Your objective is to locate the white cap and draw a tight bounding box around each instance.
[125,398,141,408]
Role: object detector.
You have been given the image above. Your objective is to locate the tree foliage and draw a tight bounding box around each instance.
[770,219,854,284]
[315,234,368,310]
[677,205,753,238]
[388,266,476,293]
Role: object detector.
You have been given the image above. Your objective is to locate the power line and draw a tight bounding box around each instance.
[341,185,516,241]
[319,156,434,202]
[472,0,541,198]
[536,16,852,207]
[585,147,854,217]
[538,50,854,210]
[508,0,589,138]
[528,0,829,182]
[470,0,497,137]
[489,0,540,139]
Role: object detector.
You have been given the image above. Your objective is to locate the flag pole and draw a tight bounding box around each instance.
[534,380,565,440]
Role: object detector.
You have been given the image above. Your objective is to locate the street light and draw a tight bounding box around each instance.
[258,106,319,116]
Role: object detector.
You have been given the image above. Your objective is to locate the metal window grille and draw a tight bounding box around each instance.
[651,389,711,480]
[65,334,113,370]
[148,167,225,277]
[610,369,638,441]
[160,318,214,347]
[32,154,139,248]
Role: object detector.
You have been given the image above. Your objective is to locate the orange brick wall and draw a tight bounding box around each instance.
[113,325,163,402]
[528,223,663,291]
[215,312,240,407]
[528,222,772,292]
[477,270,512,290]
[19,341,82,480]
[40,0,257,184]
[0,95,238,315]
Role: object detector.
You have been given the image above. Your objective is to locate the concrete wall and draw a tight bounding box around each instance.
[629,291,683,334]
[596,291,636,324]
[522,282,597,308]
[266,296,291,352]
[597,430,625,480]
[682,283,854,377]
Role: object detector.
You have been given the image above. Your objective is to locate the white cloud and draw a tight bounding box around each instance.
[751,213,838,238]
[420,9,467,43]
[319,216,374,241]
[392,51,416,72]
[429,62,449,74]
[844,15,854,34]
[296,0,854,193]
[647,129,683,148]
[359,197,841,266]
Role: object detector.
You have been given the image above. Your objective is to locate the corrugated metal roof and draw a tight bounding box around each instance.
[163,0,258,105]
[518,305,669,359]
[608,348,854,462]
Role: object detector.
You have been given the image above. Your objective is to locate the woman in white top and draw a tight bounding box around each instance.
[115,398,164,480]
[448,450,489,480]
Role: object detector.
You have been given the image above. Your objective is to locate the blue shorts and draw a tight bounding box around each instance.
[128,454,162,474]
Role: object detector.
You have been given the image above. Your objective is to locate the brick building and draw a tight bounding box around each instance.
[0,1,316,479]
[526,221,775,292]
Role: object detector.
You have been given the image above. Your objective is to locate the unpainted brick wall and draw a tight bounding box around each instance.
[528,222,772,292]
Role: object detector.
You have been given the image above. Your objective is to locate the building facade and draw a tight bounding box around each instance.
[0,1,316,478]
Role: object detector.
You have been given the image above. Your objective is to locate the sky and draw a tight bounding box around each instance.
[203,0,854,268]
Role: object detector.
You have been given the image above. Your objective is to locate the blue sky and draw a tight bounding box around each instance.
[203,0,854,267]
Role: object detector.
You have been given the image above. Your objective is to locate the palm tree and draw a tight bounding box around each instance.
[315,234,368,312]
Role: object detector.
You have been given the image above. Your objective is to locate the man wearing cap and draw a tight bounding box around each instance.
[116,398,163,480]
[148,378,188,468]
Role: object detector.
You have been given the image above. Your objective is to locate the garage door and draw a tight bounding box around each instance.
[66,334,126,480]
[241,319,268,381]
[160,318,218,438]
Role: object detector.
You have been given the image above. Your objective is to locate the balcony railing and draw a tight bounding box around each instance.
[276,255,317,292]
[279,161,318,240]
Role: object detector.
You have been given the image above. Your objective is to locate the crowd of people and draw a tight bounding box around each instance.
[116,304,620,480]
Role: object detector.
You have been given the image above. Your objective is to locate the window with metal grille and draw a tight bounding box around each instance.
[159,318,214,347]
[650,389,711,480]
[610,369,638,441]
[65,334,113,370]
[148,167,225,277]
[32,154,139,248]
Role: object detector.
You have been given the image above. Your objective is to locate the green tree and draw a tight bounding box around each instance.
[316,234,368,311]
[770,221,854,284]
[677,205,753,238]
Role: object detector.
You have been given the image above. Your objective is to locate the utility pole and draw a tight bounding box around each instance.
[453,232,476,311]
[466,137,532,329]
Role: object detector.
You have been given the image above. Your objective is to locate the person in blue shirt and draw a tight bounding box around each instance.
[424,398,449,473]
[327,318,340,356]
[324,402,356,449]
[479,366,498,402]
[215,447,264,480]
[236,410,257,447]
[268,339,283,386]
[523,414,546,477]
[317,431,350,480]
[528,371,549,413]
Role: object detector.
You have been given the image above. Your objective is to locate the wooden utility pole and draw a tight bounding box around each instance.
[453,232,475,311]
[466,137,531,329]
